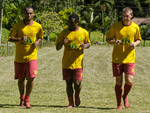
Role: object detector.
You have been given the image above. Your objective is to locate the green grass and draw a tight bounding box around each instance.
[90,31,104,44]
[0,45,150,113]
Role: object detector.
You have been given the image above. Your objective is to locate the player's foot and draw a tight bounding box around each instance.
[117,103,122,110]
[68,96,74,108]
[68,105,74,108]
[19,94,25,107]
[25,101,32,109]
[123,96,130,108]
[75,95,81,106]
[19,100,24,107]
[24,96,32,109]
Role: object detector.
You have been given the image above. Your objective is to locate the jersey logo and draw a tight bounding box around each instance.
[67,43,80,50]
[121,38,130,45]
[20,37,33,45]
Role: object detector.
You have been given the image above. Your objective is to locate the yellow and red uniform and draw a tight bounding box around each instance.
[106,21,142,64]
[56,27,91,69]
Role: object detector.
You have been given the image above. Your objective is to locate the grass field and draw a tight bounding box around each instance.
[0,45,150,113]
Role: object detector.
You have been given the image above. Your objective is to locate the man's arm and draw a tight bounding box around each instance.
[130,39,141,48]
[56,41,64,51]
[106,39,122,45]
[34,38,42,47]
[80,43,90,49]
[8,35,27,42]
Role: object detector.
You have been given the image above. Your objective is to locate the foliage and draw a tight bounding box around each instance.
[1,28,9,43]
[140,24,150,40]
[38,11,63,41]
[3,0,31,29]
[58,8,77,27]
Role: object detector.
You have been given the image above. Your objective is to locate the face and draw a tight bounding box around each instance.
[122,11,133,22]
[24,8,34,21]
[68,18,78,31]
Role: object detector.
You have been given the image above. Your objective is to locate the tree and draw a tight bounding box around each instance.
[0,0,4,44]
[38,11,63,42]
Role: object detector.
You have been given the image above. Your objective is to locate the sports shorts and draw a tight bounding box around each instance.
[62,68,83,81]
[112,63,135,77]
[14,60,37,80]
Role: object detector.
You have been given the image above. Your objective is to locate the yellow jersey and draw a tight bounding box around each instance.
[8,20,43,63]
[106,21,142,63]
[56,27,91,69]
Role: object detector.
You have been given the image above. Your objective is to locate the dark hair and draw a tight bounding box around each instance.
[69,13,79,23]
[24,6,34,12]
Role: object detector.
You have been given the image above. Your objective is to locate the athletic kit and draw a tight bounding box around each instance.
[106,21,142,76]
[56,27,91,80]
[9,20,43,79]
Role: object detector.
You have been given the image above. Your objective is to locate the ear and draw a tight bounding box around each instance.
[131,14,133,18]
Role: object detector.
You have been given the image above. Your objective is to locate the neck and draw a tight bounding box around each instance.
[122,21,131,26]
[75,26,79,31]
[24,19,33,25]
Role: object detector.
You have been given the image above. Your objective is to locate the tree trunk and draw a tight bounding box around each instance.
[53,0,57,12]
[0,0,4,44]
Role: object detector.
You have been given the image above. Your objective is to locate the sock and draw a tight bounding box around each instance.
[123,83,132,108]
[75,92,80,106]
[115,84,122,107]
[19,94,25,106]
[68,96,74,108]
[25,96,32,108]
[123,83,132,98]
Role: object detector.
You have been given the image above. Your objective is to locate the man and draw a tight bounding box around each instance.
[56,13,91,108]
[8,7,43,108]
[106,7,142,110]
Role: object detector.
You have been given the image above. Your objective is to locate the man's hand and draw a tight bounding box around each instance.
[34,38,42,47]
[130,42,136,49]
[115,40,122,45]
[129,40,141,49]
[80,43,90,49]
[22,35,28,42]
[64,38,71,44]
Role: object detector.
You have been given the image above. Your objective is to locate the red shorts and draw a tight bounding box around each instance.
[112,63,135,77]
[63,68,83,81]
[14,60,38,80]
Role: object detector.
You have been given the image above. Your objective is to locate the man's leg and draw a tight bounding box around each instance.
[115,76,123,110]
[25,78,34,108]
[18,79,25,106]
[73,79,82,106]
[66,79,74,108]
[123,74,134,108]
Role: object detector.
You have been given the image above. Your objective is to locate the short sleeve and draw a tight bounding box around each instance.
[106,25,115,40]
[135,26,142,41]
[84,30,91,44]
[37,25,43,39]
[8,23,18,40]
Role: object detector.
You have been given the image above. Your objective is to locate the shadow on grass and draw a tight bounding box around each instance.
[0,104,115,110]
[32,105,115,110]
[0,104,18,108]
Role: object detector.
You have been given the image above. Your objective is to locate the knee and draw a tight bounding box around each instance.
[125,79,133,85]
[26,78,34,83]
[125,75,133,85]
[116,81,122,86]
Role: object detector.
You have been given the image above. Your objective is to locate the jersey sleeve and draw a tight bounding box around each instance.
[8,23,18,40]
[135,25,142,41]
[56,31,65,45]
[106,25,115,40]
[37,25,43,39]
[84,30,91,44]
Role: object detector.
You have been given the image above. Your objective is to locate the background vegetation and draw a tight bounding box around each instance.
[1,0,150,56]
